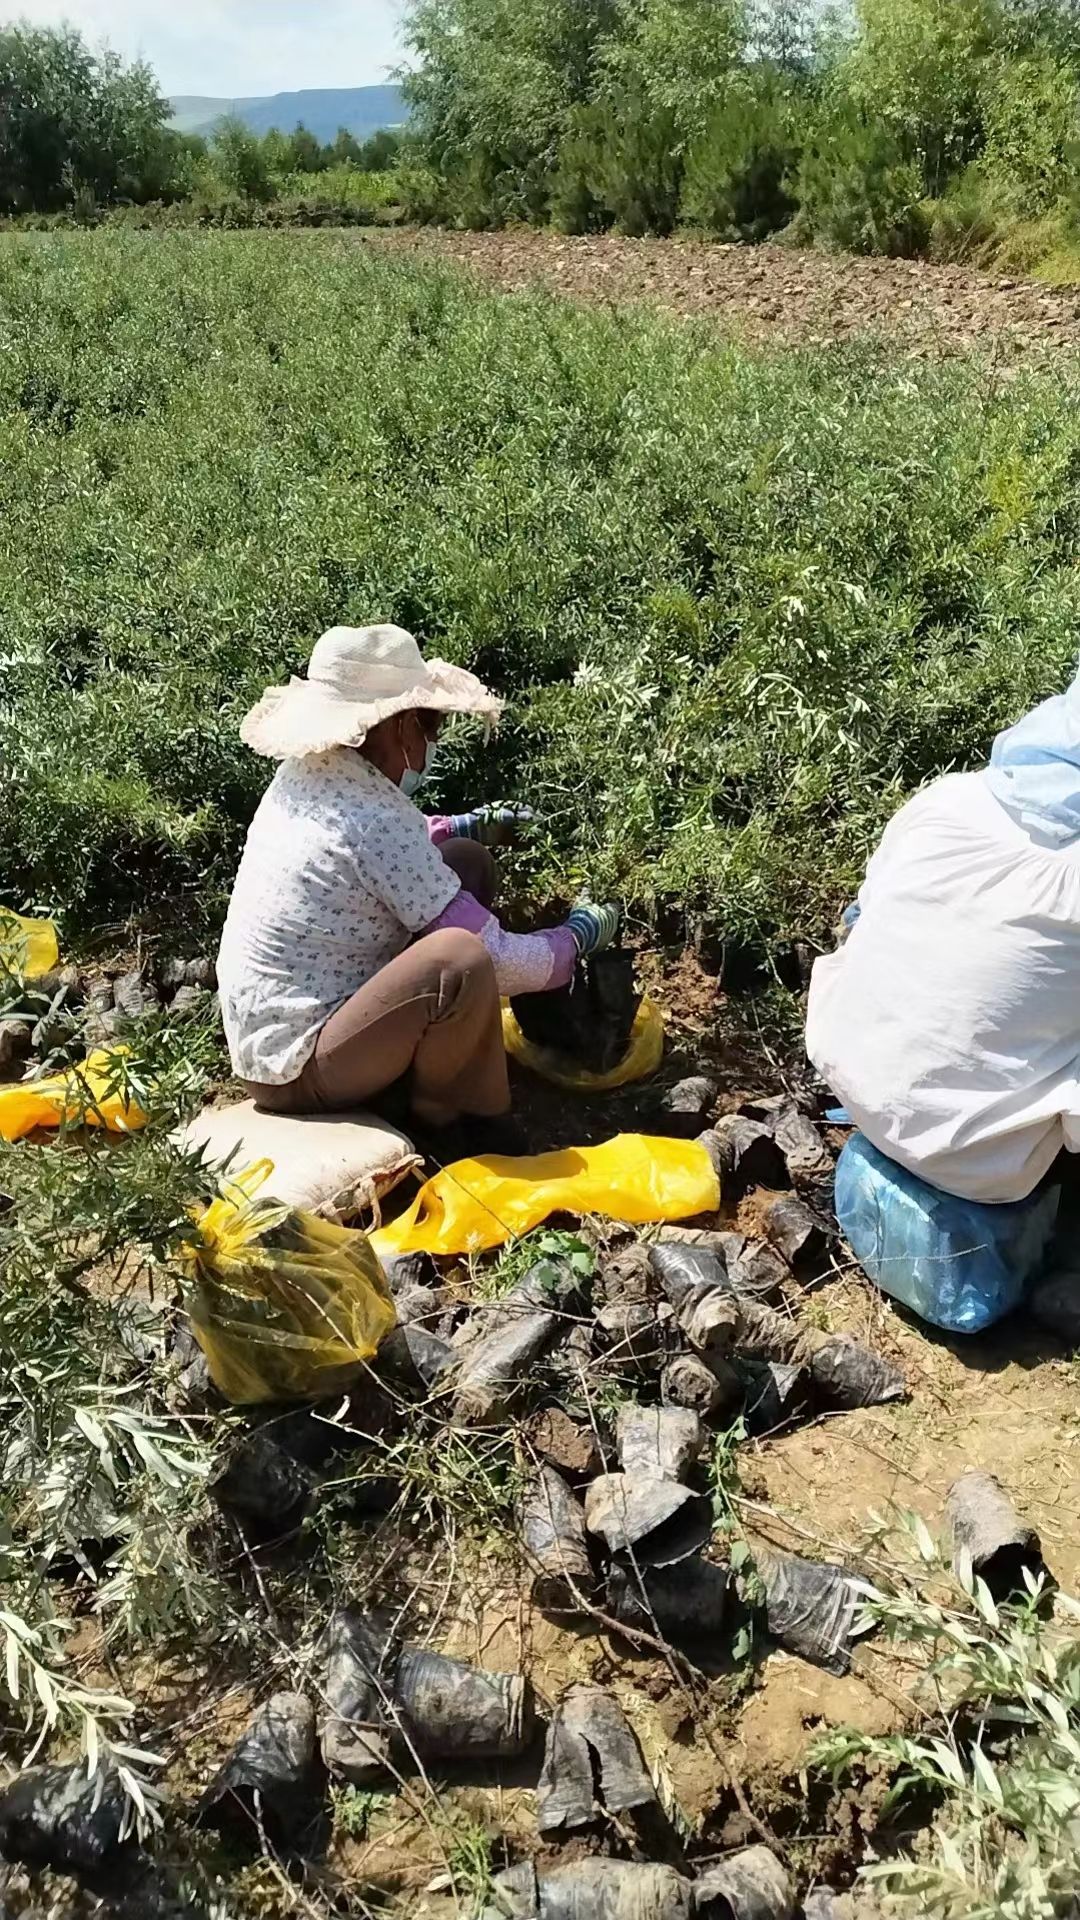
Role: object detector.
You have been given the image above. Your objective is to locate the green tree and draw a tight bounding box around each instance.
[259,127,294,177]
[556,85,685,231]
[403,0,617,218]
[286,122,326,173]
[331,126,364,165]
[358,127,402,170]
[210,115,274,201]
[1001,0,1080,63]
[750,0,816,73]
[601,0,748,144]
[979,47,1079,210]
[82,47,173,200]
[841,0,997,194]
[0,23,171,213]
[682,74,802,237]
[551,100,612,229]
[155,130,208,203]
[795,97,929,252]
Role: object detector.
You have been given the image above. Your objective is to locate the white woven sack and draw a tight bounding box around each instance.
[179,1101,420,1222]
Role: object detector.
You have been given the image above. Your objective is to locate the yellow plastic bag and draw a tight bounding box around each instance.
[182,1162,397,1405]
[371,1134,720,1259]
[0,1049,148,1143]
[502,996,665,1092]
[0,910,59,981]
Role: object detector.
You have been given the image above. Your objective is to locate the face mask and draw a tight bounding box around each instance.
[399,737,438,799]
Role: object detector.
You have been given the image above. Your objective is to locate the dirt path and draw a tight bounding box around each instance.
[363,226,1080,358]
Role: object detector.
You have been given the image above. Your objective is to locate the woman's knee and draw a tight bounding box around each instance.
[419,927,497,1003]
[440,838,498,910]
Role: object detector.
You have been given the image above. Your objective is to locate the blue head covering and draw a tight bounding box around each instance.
[986,669,1080,846]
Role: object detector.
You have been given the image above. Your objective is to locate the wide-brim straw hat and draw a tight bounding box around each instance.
[241,624,504,759]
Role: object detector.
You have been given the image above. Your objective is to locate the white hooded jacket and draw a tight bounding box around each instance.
[807,675,1080,1205]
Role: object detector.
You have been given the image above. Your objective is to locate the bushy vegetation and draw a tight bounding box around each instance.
[401,0,1080,276]
[3,232,1080,956]
[0,1003,228,1836]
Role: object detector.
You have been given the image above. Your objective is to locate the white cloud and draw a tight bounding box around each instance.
[11,0,406,97]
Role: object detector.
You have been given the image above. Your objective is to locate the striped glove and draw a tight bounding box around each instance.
[567,902,621,957]
[445,806,536,848]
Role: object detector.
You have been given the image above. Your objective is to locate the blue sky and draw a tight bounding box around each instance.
[14,1,407,96]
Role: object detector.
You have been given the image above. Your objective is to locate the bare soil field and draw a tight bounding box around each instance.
[364,226,1080,358]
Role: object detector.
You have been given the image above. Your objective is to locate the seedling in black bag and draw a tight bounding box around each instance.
[511,946,641,1076]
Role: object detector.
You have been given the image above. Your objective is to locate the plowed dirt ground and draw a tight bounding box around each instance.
[363,225,1080,359]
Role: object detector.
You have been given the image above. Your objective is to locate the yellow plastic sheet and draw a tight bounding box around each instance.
[0,910,59,981]
[0,1049,148,1143]
[502,996,664,1092]
[371,1134,720,1259]
[183,1162,397,1405]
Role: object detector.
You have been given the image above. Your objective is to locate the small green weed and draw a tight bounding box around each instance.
[709,1418,749,1534]
[0,998,230,1827]
[327,1419,525,1552]
[331,1785,392,1841]
[708,1420,765,1668]
[477,1228,596,1302]
[574,1369,636,1428]
[437,1811,497,1915]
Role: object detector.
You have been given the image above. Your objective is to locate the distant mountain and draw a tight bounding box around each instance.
[169,85,406,144]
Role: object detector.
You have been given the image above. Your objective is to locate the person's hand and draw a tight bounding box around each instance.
[567,902,621,957]
[476,805,535,848]
[447,806,536,847]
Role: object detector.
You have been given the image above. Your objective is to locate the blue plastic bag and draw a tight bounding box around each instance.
[835,1133,1060,1335]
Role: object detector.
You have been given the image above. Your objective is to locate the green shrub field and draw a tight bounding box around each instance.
[4,229,1080,952]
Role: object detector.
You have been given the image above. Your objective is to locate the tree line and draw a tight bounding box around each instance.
[400,0,1080,268]
[0,22,402,218]
[6,4,1080,273]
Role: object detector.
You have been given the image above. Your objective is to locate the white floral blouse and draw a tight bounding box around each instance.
[217,750,459,1084]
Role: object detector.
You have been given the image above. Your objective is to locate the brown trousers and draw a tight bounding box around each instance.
[244,839,508,1125]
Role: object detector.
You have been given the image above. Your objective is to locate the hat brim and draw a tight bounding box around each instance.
[240,660,504,759]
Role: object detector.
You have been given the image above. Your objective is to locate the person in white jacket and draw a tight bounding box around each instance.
[806,665,1080,1206]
